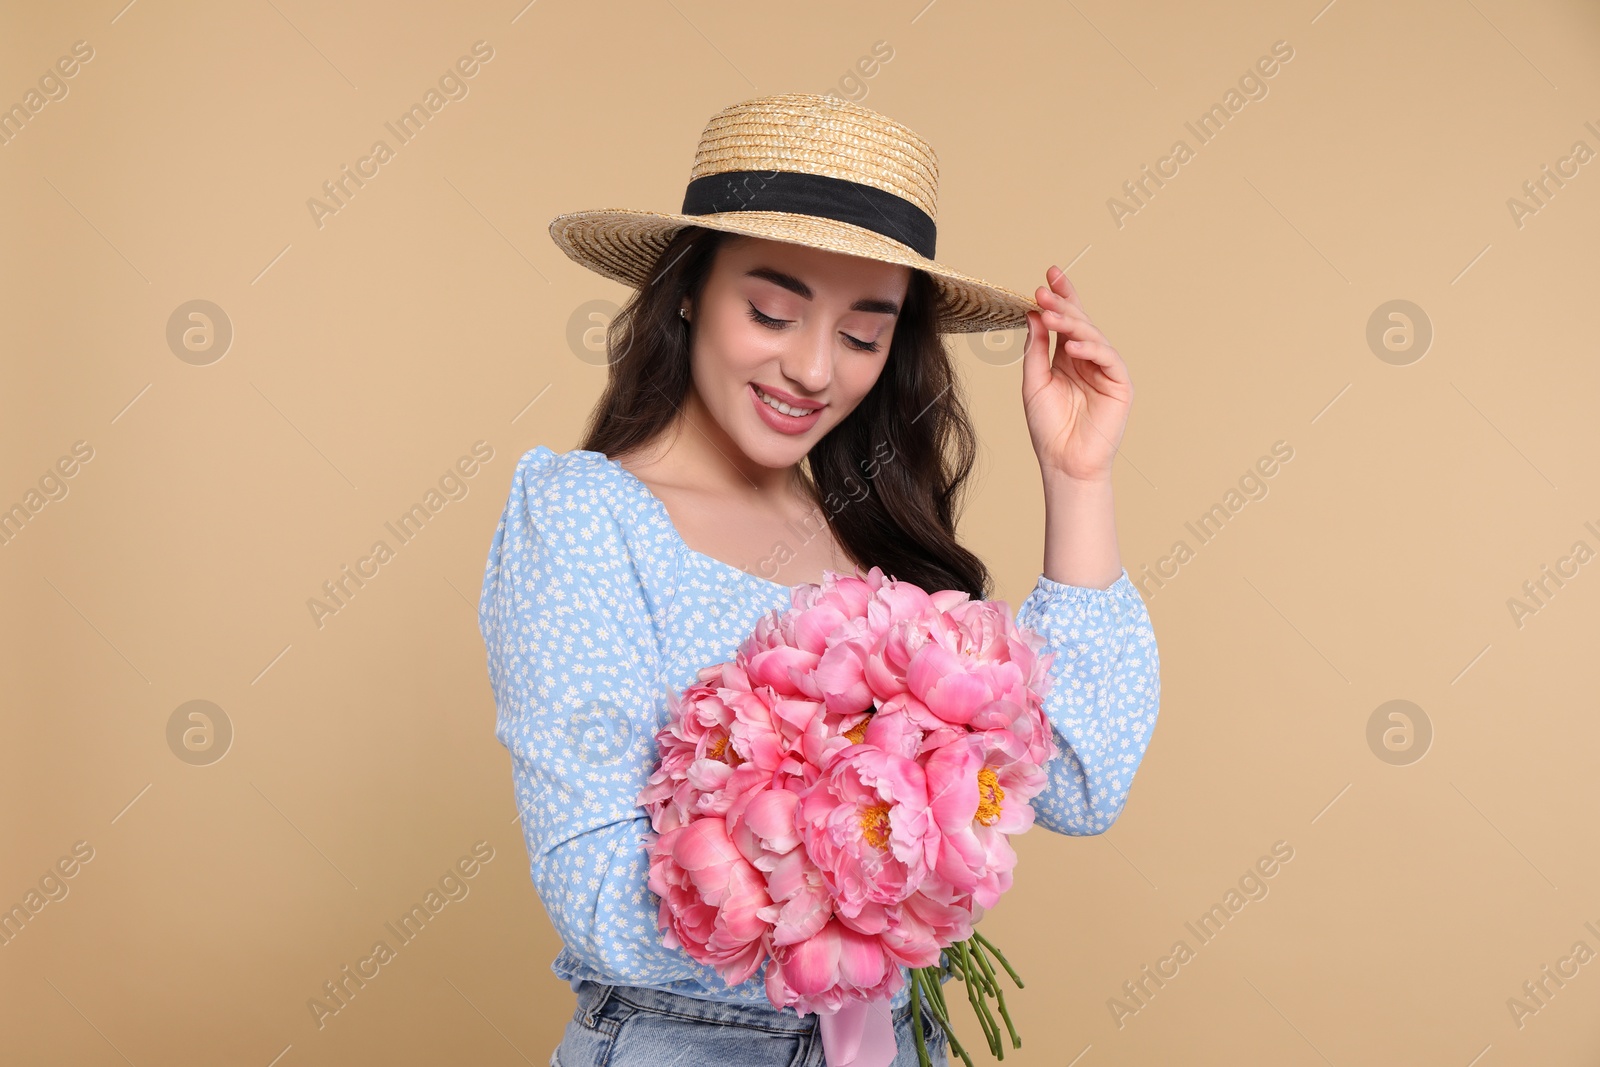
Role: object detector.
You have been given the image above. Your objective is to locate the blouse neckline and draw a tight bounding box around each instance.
[576,449,795,595]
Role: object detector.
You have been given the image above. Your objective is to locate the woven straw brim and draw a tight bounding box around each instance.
[548,208,1040,335]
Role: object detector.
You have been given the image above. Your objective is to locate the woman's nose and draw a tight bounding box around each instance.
[784,327,834,393]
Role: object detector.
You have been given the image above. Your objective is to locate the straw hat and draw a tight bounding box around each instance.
[547,92,1041,335]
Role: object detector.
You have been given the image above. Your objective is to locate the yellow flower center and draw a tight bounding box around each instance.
[975,766,1004,826]
[859,802,892,849]
[707,735,742,766]
[843,716,871,744]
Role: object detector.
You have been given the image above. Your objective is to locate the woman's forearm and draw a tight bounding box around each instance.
[1040,469,1123,589]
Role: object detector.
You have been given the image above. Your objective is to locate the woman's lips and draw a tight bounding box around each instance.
[750,383,823,435]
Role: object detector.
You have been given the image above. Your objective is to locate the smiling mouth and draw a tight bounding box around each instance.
[752,384,823,417]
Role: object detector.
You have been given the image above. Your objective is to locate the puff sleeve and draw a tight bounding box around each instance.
[1014,567,1161,835]
[478,445,708,983]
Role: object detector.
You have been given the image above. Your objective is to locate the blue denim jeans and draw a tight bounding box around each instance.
[552,979,952,1067]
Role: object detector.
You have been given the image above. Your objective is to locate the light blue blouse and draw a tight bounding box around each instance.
[477,445,1161,1014]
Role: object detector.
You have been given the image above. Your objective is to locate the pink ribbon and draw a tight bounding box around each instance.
[818,993,898,1067]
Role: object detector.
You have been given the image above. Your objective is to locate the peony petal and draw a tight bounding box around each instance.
[672,819,744,872]
[835,923,888,988]
[743,788,803,854]
[782,925,841,995]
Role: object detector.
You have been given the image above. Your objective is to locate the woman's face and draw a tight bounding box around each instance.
[683,235,912,471]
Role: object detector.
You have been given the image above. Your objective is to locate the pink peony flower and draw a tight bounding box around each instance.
[636,669,741,834]
[797,744,940,919]
[763,915,906,1017]
[646,818,773,986]
[880,890,971,965]
[922,732,1050,910]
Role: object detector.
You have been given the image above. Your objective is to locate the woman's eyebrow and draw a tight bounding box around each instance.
[743,266,900,316]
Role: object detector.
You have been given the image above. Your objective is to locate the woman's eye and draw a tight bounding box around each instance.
[747,302,881,352]
[746,302,786,329]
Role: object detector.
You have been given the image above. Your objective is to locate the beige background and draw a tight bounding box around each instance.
[3,0,1598,1063]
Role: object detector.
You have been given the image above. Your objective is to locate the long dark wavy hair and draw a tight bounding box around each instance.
[578,225,993,600]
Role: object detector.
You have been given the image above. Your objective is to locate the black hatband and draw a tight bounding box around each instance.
[681,169,936,259]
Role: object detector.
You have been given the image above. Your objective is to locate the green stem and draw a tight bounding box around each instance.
[968,938,1021,1049]
[926,961,953,1019]
[955,941,1001,1057]
[914,967,973,1067]
[909,969,930,1067]
[908,933,1029,1063]
[972,929,1025,989]
[959,938,997,996]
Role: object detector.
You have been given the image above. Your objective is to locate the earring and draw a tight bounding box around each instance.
[679,307,688,321]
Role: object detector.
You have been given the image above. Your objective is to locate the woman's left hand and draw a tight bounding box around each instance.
[1019,265,1134,484]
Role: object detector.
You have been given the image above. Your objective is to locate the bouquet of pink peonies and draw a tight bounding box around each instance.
[637,566,1059,1067]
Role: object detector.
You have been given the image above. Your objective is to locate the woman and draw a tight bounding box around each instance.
[478,93,1161,1067]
